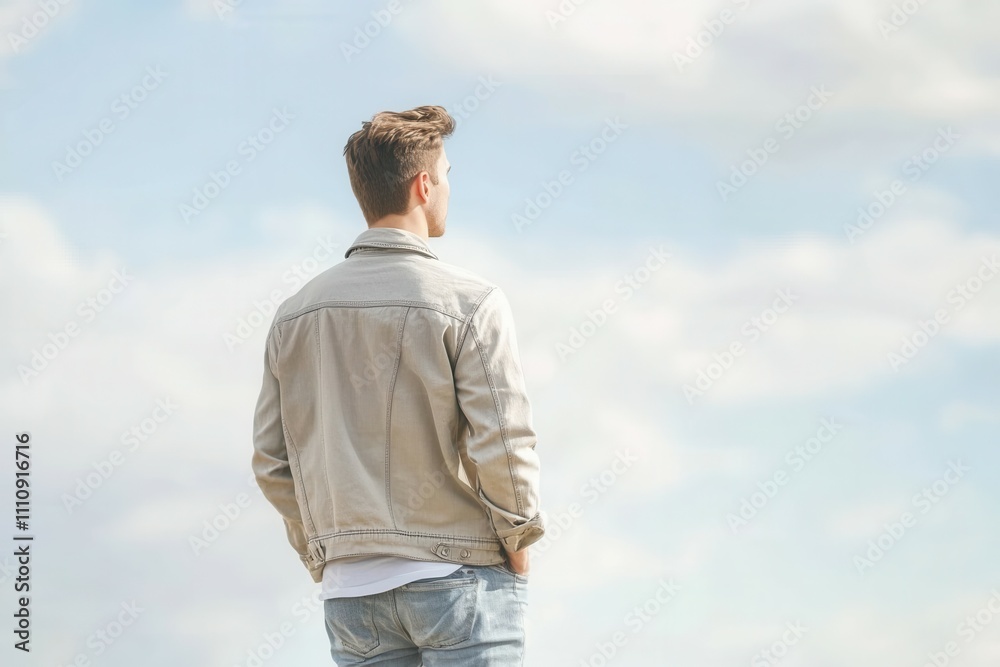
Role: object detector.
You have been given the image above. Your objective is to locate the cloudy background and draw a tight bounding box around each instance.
[2,0,999,665]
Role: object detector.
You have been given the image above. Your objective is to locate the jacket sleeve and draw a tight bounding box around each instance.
[454,287,545,552]
[251,322,314,575]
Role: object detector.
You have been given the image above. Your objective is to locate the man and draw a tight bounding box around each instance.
[251,105,545,665]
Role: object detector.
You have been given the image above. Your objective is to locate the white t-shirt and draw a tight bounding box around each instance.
[319,555,462,599]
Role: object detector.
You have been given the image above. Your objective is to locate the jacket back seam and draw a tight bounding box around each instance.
[281,417,317,535]
[454,286,497,363]
[315,311,334,524]
[384,307,409,531]
[274,300,466,331]
[469,319,524,517]
[310,529,501,542]
[274,320,318,535]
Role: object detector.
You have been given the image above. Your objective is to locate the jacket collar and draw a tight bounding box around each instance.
[344,227,439,260]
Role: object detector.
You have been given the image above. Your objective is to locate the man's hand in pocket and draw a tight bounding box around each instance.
[504,546,529,575]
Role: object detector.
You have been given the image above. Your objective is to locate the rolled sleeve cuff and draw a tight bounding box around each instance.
[478,489,545,551]
[496,512,545,551]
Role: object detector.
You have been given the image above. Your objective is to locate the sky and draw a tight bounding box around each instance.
[1,1,999,665]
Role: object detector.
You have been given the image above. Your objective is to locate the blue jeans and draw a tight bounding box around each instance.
[323,563,529,665]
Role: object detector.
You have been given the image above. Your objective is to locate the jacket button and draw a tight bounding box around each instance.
[441,547,450,557]
[460,549,471,559]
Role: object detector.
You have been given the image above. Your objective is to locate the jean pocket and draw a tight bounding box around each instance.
[324,596,381,657]
[488,562,529,581]
[397,574,479,648]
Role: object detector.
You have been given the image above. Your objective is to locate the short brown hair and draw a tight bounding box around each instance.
[343,105,455,224]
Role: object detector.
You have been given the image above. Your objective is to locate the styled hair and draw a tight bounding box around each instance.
[343,105,455,224]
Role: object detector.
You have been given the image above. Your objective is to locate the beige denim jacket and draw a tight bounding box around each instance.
[252,227,544,583]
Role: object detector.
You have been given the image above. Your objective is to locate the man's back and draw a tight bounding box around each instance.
[252,105,543,665]
[253,227,544,583]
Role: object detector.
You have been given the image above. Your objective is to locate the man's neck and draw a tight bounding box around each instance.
[369,213,429,239]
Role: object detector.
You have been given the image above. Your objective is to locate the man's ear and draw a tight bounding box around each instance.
[415,171,432,204]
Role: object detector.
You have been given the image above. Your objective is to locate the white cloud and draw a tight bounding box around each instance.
[530,215,1000,404]
[824,499,911,540]
[939,400,1000,431]
[0,0,81,83]
[396,1,1000,157]
[182,0,221,21]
